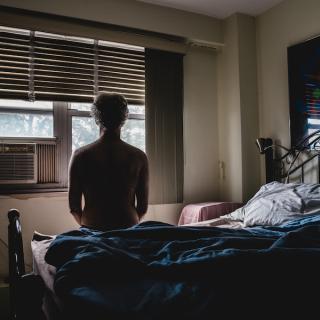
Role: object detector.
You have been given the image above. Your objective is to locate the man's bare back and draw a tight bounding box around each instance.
[68,93,148,231]
[69,134,148,230]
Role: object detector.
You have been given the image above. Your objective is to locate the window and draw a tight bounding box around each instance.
[0,100,53,137]
[0,26,145,193]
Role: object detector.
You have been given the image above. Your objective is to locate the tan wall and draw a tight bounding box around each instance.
[184,47,219,203]
[217,15,243,202]
[217,14,260,203]
[257,0,320,182]
[0,0,220,278]
[238,15,260,201]
[0,0,222,43]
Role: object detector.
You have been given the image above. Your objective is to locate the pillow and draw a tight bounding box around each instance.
[223,181,320,227]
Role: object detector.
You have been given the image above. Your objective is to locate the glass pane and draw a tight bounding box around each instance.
[70,103,92,112]
[0,99,53,110]
[307,118,320,148]
[72,117,145,152]
[308,118,320,125]
[0,112,53,137]
[121,119,145,151]
[72,116,99,152]
[128,105,145,115]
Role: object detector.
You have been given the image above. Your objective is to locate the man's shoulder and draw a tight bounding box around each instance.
[122,142,147,161]
[72,141,98,159]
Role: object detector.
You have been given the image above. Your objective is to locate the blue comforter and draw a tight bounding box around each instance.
[45,215,320,319]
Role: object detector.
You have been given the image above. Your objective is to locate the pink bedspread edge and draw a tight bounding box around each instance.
[178,202,242,225]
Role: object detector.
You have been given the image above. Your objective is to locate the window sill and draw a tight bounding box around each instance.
[0,187,68,198]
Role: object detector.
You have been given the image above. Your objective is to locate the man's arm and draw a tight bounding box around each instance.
[135,154,149,219]
[68,150,83,226]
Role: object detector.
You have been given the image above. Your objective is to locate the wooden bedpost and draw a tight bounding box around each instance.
[256,138,274,183]
[8,209,45,320]
[8,209,24,320]
[264,138,274,183]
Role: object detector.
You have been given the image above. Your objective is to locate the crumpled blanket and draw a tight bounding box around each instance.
[45,214,320,319]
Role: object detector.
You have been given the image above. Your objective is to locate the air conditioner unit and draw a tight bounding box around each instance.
[0,143,37,184]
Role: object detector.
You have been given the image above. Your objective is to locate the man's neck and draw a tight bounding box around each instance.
[100,128,121,141]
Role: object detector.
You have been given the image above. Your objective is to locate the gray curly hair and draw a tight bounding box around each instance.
[91,92,128,130]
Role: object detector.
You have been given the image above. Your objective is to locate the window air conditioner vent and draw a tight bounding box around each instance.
[0,143,37,184]
[37,143,58,183]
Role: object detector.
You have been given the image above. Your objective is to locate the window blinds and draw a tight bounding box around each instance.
[0,28,30,99]
[0,26,145,104]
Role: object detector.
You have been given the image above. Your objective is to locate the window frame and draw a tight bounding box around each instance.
[0,100,145,194]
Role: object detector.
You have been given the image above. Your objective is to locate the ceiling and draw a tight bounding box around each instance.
[137,0,284,18]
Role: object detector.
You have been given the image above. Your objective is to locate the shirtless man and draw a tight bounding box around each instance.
[68,92,149,231]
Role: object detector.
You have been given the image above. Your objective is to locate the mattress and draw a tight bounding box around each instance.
[31,232,62,320]
[31,233,56,292]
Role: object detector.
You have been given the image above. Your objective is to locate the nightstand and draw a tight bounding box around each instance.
[178,202,242,225]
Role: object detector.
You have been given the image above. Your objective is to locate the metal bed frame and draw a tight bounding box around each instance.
[256,129,320,183]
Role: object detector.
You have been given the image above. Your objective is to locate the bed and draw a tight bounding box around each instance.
[7,131,320,319]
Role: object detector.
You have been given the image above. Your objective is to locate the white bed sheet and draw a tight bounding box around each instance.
[181,216,244,229]
[31,233,56,293]
[31,233,65,320]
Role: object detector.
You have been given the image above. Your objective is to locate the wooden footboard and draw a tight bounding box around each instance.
[8,209,45,320]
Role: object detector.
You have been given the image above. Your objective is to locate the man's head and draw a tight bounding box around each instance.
[91,92,128,130]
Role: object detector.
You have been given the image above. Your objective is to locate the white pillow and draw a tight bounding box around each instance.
[223,181,320,227]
